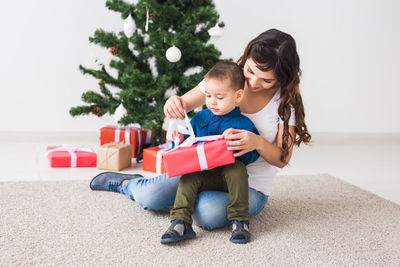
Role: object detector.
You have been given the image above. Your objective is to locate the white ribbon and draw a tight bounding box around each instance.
[145,131,152,144]
[125,128,131,144]
[165,111,222,153]
[114,127,131,144]
[196,143,208,171]
[156,144,171,174]
[46,145,95,168]
[114,128,120,142]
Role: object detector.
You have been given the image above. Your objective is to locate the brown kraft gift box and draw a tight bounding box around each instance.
[97,143,132,171]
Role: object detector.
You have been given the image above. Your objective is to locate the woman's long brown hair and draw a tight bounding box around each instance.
[238,29,311,163]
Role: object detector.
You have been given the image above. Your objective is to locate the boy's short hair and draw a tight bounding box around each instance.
[205,61,245,91]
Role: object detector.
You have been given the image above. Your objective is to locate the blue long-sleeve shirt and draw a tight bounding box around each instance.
[188,107,259,165]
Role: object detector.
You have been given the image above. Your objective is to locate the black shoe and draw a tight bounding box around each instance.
[161,219,196,244]
[230,220,250,244]
[89,172,143,193]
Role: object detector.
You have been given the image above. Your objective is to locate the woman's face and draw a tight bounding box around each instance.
[243,58,278,92]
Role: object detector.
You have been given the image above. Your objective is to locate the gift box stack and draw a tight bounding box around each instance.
[99,126,154,158]
[46,125,154,171]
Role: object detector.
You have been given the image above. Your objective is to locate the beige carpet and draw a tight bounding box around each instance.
[1,174,399,266]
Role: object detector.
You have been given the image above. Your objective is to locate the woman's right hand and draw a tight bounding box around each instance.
[164,95,187,119]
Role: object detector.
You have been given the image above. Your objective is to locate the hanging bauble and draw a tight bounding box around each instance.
[124,14,136,37]
[114,104,127,125]
[208,25,223,38]
[166,46,181,63]
[98,80,104,87]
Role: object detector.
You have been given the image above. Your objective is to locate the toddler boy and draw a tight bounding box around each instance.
[161,61,259,244]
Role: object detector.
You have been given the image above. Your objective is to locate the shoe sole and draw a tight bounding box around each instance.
[160,232,196,244]
[229,237,250,244]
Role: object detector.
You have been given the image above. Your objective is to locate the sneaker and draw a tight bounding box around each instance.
[161,219,196,244]
[89,172,143,193]
[230,220,250,244]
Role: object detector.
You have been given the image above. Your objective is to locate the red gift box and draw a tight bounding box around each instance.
[100,126,154,158]
[163,139,235,177]
[46,146,97,168]
[142,145,170,174]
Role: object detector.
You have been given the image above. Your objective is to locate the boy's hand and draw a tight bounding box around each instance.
[172,129,184,144]
[222,128,234,139]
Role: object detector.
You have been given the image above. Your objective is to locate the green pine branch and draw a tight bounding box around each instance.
[106,0,134,18]
[79,65,124,88]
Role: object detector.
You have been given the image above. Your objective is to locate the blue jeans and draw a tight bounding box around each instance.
[120,173,268,230]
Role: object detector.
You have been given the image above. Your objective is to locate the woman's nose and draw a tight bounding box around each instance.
[249,76,258,87]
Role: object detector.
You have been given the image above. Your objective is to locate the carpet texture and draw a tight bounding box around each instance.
[1,174,399,266]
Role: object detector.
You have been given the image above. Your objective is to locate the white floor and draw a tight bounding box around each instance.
[1,132,399,205]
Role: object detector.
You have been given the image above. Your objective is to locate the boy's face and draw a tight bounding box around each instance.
[204,77,242,116]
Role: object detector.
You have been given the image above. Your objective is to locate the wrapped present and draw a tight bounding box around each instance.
[142,144,171,174]
[163,138,234,177]
[46,145,97,168]
[162,113,234,177]
[97,142,132,171]
[100,126,154,158]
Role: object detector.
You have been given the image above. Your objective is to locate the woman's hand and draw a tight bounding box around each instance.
[164,95,187,119]
[225,129,262,157]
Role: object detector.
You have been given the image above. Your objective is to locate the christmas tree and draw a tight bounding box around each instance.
[70,0,224,143]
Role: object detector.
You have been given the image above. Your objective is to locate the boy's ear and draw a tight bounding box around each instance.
[235,89,244,104]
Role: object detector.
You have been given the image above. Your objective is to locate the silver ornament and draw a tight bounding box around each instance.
[124,14,136,37]
[166,46,182,63]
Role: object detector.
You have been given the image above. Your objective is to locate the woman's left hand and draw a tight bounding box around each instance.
[224,129,262,157]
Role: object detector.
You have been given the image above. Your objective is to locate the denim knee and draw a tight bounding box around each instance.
[124,175,180,211]
[192,191,231,230]
[191,188,268,230]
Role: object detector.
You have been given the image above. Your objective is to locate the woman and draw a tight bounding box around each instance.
[90,28,311,230]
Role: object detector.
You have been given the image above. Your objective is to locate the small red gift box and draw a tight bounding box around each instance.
[46,146,97,168]
[100,126,154,158]
[163,139,235,177]
[142,145,171,174]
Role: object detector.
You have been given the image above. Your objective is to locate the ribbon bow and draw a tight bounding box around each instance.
[164,111,223,172]
[165,111,222,153]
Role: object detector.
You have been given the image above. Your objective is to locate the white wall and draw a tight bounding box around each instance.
[1,0,399,132]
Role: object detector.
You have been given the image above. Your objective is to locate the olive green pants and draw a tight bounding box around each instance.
[170,160,250,224]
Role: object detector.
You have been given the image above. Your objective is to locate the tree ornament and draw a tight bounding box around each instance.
[145,7,150,32]
[124,14,136,37]
[113,104,127,124]
[92,106,101,115]
[208,25,223,38]
[98,80,104,87]
[110,46,118,56]
[166,46,181,63]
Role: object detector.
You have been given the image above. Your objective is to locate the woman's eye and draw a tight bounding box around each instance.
[217,97,224,100]
[206,95,211,98]
[263,79,272,84]
[247,68,254,74]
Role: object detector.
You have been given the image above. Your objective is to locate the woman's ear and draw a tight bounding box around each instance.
[235,89,244,104]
